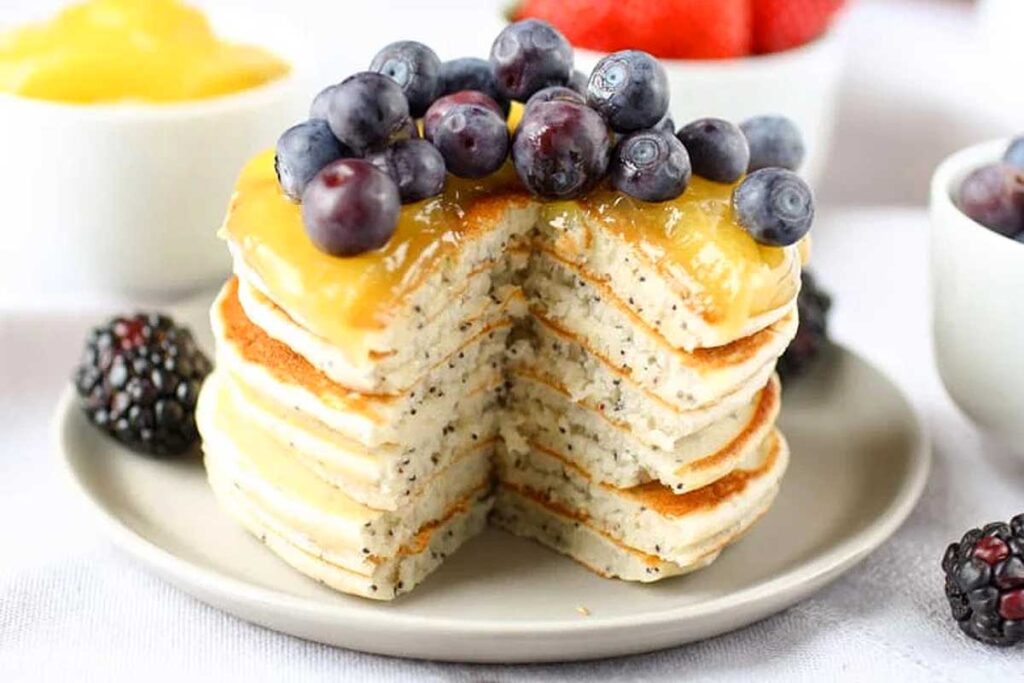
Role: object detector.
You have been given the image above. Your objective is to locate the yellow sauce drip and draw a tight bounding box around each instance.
[0,0,289,103]
[222,150,526,345]
[223,151,798,349]
[545,178,798,331]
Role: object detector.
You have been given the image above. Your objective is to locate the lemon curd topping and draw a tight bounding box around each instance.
[223,151,797,349]
[0,0,289,103]
[565,177,799,331]
[223,150,527,345]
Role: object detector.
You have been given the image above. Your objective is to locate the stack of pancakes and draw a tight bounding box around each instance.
[197,152,801,599]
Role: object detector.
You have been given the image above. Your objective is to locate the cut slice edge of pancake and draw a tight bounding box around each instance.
[492,430,788,579]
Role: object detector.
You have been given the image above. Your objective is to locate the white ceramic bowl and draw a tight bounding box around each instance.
[575,31,845,188]
[0,15,307,306]
[930,139,1024,450]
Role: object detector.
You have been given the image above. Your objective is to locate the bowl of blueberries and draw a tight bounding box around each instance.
[930,137,1024,450]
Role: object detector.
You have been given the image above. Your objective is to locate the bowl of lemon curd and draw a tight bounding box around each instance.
[0,0,305,304]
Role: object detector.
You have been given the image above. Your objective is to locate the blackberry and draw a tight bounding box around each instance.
[74,313,212,456]
[942,515,1024,646]
[777,270,831,382]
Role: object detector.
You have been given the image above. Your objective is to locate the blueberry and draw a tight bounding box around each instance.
[438,57,510,114]
[301,159,400,256]
[490,19,573,101]
[740,115,806,172]
[525,85,585,113]
[958,163,1024,237]
[610,129,691,202]
[274,120,350,201]
[653,114,675,134]
[309,83,337,121]
[568,69,588,96]
[366,139,446,203]
[732,168,814,247]
[433,104,509,178]
[423,91,503,142]
[512,101,611,199]
[1005,137,1024,170]
[676,118,750,183]
[369,41,442,117]
[326,72,411,154]
[586,50,669,133]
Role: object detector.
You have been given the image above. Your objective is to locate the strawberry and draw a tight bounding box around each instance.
[515,0,751,60]
[751,0,846,54]
[514,0,623,53]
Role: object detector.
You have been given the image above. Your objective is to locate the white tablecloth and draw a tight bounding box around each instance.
[3,0,1023,680]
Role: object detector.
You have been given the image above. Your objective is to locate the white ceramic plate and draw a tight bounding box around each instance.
[54,295,929,663]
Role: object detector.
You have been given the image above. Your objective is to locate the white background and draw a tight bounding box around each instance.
[2,0,1024,680]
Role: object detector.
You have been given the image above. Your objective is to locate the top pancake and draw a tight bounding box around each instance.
[221,151,801,373]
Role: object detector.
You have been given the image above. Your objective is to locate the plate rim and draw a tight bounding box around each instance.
[53,344,931,640]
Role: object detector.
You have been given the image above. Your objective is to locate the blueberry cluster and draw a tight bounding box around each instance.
[274,20,815,257]
[943,515,1024,646]
[958,137,1024,242]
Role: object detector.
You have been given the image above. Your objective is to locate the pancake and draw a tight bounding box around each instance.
[220,368,500,510]
[507,358,777,454]
[235,255,529,394]
[524,253,798,410]
[502,375,781,492]
[198,371,494,599]
[212,278,506,450]
[492,430,788,581]
[210,473,492,600]
[223,154,539,383]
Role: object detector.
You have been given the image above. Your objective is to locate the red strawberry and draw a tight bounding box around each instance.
[514,0,624,54]
[751,0,846,54]
[515,0,752,60]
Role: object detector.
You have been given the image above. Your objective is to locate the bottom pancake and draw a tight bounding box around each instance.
[210,471,493,600]
[492,431,787,581]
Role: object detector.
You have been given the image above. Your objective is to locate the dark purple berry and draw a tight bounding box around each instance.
[1004,136,1024,169]
[568,69,588,96]
[778,270,831,382]
[490,19,573,101]
[732,168,814,247]
[653,114,675,135]
[438,57,510,114]
[957,163,1024,237]
[309,83,337,121]
[432,104,509,178]
[369,41,442,117]
[512,101,611,199]
[975,536,1011,566]
[326,72,411,154]
[943,514,1024,646]
[301,159,400,256]
[366,139,446,203]
[74,314,211,456]
[525,85,585,113]
[423,91,503,142]
[610,129,690,202]
[586,50,669,133]
[274,120,350,201]
[677,118,750,183]
[740,115,805,172]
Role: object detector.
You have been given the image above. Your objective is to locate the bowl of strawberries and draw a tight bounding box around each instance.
[514,0,847,186]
